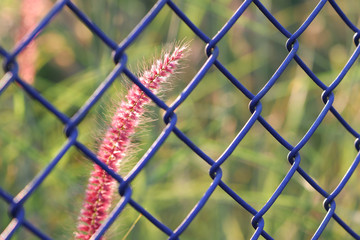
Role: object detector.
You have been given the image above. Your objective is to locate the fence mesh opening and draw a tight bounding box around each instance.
[1,0,360,239]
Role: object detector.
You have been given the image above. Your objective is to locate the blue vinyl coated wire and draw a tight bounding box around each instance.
[1,0,360,239]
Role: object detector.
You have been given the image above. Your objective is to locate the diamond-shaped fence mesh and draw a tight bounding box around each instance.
[1,0,360,239]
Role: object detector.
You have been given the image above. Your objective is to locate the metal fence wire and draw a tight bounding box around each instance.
[1,0,360,239]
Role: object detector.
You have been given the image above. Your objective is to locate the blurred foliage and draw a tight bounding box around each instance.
[1,0,360,239]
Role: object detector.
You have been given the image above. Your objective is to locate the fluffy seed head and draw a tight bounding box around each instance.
[75,43,188,239]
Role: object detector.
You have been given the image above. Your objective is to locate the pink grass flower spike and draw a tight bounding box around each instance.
[75,44,188,240]
[16,0,49,85]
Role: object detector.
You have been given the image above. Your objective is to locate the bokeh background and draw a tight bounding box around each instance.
[1,0,360,239]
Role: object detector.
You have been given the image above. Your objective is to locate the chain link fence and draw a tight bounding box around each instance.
[1,0,360,239]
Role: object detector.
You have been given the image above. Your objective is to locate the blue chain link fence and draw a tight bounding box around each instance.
[1,0,360,239]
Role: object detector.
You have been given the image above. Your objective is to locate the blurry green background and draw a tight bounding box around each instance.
[1,0,360,239]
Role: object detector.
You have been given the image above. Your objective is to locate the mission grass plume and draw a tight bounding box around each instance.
[75,44,187,239]
[16,0,49,84]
